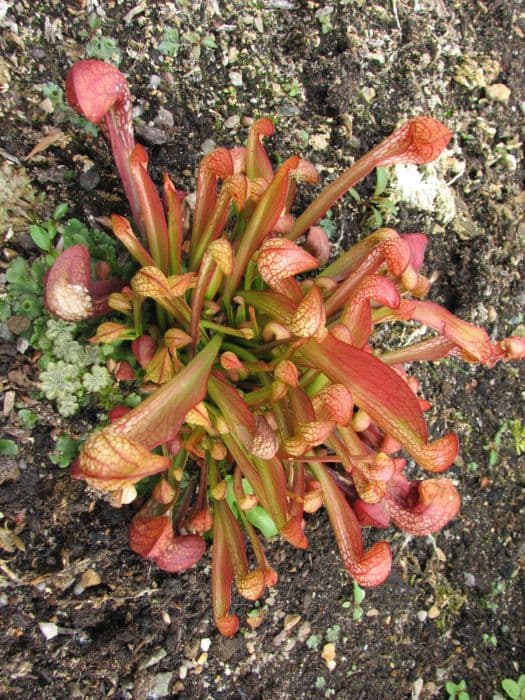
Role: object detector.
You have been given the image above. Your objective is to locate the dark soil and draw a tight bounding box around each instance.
[0,2,524,699]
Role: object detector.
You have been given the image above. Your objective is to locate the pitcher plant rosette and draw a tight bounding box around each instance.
[44,60,524,636]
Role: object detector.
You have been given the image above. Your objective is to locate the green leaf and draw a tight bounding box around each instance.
[29,224,53,251]
[353,581,366,604]
[53,203,69,220]
[18,409,38,429]
[246,505,278,538]
[158,27,180,57]
[0,439,18,456]
[501,679,519,700]
[319,215,338,238]
[374,167,389,196]
[352,606,363,621]
[306,634,320,649]
[201,35,217,49]
[50,435,81,468]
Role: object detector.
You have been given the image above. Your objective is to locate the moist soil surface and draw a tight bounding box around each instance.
[0,2,524,699]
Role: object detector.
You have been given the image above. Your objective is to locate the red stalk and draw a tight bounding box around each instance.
[111,214,155,268]
[214,498,266,601]
[246,117,275,180]
[129,144,170,274]
[287,117,452,241]
[211,512,239,637]
[65,60,145,236]
[308,461,392,587]
[190,148,234,264]
[189,175,249,271]
[163,174,186,275]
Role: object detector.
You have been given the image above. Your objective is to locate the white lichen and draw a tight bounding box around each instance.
[390,162,458,225]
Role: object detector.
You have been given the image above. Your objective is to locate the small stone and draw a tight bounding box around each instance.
[366,608,379,617]
[297,621,311,642]
[7,316,30,335]
[200,638,211,652]
[485,83,511,103]
[2,391,15,416]
[162,611,171,625]
[229,70,243,87]
[412,678,424,700]
[16,337,29,354]
[224,114,240,130]
[487,306,498,323]
[416,610,427,622]
[0,592,8,607]
[463,572,476,588]
[466,657,475,670]
[155,107,174,129]
[427,605,440,619]
[146,672,173,698]
[138,648,167,671]
[79,170,100,191]
[272,629,287,646]
[39,97,54,114]
[178,665,188,680]
[39,621,59,640]
[80,569,101,589]
[284,637,296,652]
[148,75,161,89]
[480,476,491,490]
[136,125,167,146]
[321,642,336,664]
[201,138,216,154]
[360,86,376,103]
[283,613,301,632]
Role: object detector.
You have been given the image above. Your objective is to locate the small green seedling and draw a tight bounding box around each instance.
[482,632,497,647]
[352,581,366,620]
[18,409,38,429]
[158,27,180,57]
[341,581,366,620]
[500,675,525,700]
[0,439,19,457]
[86,35,121,65]
[50,435,82,469]
[445,679,469,700]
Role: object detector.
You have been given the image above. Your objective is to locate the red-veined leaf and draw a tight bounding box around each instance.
[110,334,222,449]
